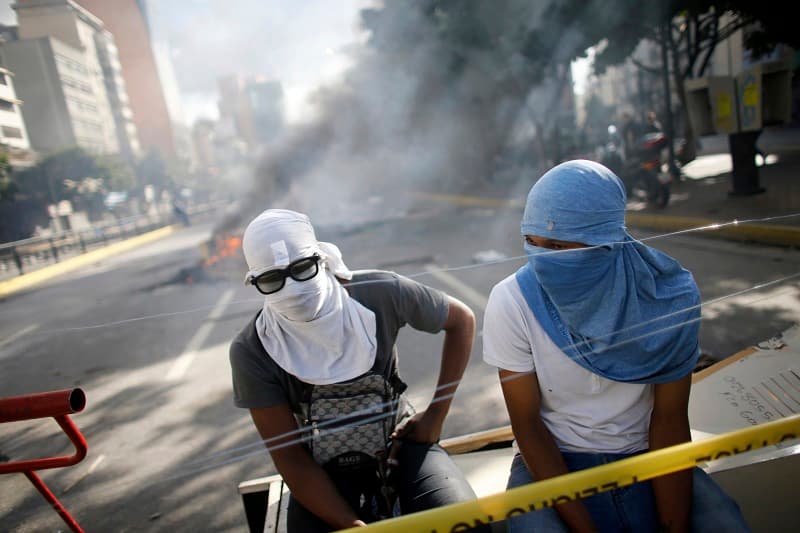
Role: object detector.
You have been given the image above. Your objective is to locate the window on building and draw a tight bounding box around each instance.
[2,125,23,138]
[55,53,89,75]
[0,73,7,85]
[0,99,15,112]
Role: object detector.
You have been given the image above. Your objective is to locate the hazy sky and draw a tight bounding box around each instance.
[1,0,374,124]
[1,1,590,125]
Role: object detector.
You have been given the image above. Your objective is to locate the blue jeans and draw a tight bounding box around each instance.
[287,440,481,532]
[506,452,751,532]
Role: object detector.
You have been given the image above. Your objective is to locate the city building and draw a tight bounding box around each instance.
[0,23,18,43]
[93,29,140,161]
[0,36,112,154]
[190,118,216,173]
[707,13,795,76]
[74,0,181,161]
[0,65,34,167]
[581,14,796,132]
[245,77,285,147]
[218,74,285,151]
[586,39,663,125]
[11,0,130,154]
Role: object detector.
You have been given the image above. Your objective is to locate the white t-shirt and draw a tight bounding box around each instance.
[483,273,653,453]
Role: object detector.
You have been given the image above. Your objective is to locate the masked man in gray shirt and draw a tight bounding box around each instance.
[229,209,478,531]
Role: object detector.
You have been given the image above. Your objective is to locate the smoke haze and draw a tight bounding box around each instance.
[239,1,580,231]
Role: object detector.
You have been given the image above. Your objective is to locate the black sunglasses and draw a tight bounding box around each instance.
[251,254,322,295]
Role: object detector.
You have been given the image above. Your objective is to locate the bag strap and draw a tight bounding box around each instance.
[303,369,406,406]
[389,371,407,396]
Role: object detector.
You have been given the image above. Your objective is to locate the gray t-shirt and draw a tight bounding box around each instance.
[229,270,449,416]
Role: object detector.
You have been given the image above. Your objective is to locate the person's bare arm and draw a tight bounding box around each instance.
[250,405,366,529]
[393,296,474,443]
[499,369,596,532]
[649,373,692,532]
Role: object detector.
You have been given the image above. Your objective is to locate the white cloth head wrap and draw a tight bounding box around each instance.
[242,209,376,385]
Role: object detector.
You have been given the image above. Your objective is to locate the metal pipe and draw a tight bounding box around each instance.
[0,388,85,422]
[24,470,85,533]
[660,21,679,179]
[0,388,89,532]
[0,414,88,474]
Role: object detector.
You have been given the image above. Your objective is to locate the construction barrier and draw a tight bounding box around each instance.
[0,388,88,533]
[340,414,800,532]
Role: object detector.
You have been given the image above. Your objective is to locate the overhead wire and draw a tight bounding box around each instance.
[3,213,800,505]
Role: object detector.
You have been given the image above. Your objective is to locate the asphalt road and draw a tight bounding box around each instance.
[1,201,798,532]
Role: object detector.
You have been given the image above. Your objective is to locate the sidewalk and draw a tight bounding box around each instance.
[0,203,225,297]
[0,226,177,300]
[431,125,800,248]
[626,126,800,247]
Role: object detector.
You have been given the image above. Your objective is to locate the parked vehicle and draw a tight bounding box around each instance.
[601,127,671,208]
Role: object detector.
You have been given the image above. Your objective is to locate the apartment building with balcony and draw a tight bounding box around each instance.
[10,0,140,158]
[94,30,140,160]
[0,36,110,154]
[76,0,180,161]
[0,65,34,166]
[0,66,30,149]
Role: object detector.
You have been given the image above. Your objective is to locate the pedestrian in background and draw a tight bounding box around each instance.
[643,110,663,134]
[620,112,640,159]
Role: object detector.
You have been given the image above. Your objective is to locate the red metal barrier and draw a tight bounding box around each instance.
[0,388,88,532]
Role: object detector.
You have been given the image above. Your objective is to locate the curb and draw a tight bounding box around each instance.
[624,213,800,247]
[414,191,800,248]
[0,226,177,300]
[413,192,525,209]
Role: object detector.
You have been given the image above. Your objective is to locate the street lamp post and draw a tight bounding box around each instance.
[660,22,680,180]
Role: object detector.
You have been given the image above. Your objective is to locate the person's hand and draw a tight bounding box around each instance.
[391,410,443,443]
[351,519,367,527]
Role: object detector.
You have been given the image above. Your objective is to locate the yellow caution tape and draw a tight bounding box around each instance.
[340,415,800,533]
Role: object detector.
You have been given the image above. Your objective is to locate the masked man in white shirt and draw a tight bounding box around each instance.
[483,160,750,532]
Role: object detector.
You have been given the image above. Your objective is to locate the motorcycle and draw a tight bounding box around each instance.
[601,126,671,208]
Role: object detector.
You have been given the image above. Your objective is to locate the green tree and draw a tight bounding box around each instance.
[363,1,797,188]
[15,147,134,219]
[0,152,16,201]
[360,1,582,176]
[136,149,173,189]
[99,154,136,192]
[564,1,798,188]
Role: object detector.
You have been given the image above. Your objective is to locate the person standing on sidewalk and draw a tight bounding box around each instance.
[482,160,750,532]
[620,112,641,159]
[229,209,480,532]
[643,110,663,134]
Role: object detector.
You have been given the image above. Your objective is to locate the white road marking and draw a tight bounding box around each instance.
[166,289,235,381]
[62,454,105,493]
[0,324,40,350]
[424,265,488,310]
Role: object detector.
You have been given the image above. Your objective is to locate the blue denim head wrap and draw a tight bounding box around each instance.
[521,159,627,245]
[516,160,700,384]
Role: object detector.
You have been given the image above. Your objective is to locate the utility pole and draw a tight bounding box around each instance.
[660,22,679,180]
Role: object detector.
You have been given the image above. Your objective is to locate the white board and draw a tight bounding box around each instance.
[689,324,800,438]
